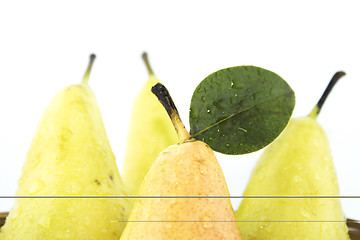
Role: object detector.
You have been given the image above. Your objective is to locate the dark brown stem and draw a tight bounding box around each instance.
[316,71,345,114]
[142,52,154,76]
[82,54,96,84]
[151,83,191,143]
[308,71,345,118]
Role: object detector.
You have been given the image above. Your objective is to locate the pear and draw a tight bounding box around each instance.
[235,72,350,239]
[0,55,130,239]
[120,83,241,240]
[122,52,177,196]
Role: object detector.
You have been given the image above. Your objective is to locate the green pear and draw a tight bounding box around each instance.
[120,83,241,240]
[122,52,177,196]
[0,55,130,240]
[235,72,350,239]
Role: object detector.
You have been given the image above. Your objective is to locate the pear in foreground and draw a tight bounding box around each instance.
[236,72,350,239]
[0,55,130,240]
[123,52,177,196]
[120,83,241,240]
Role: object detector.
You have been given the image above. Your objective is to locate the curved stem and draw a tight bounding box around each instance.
[142,52,155,76]
[151,83,191,143]
[82,54,96,84]
[308,71,346,119]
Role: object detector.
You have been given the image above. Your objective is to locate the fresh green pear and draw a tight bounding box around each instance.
[122,52,177,196]
[236,72,350,239]
[0,55,130,240]
[120,83,241,240]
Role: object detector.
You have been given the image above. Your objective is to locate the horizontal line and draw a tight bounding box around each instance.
[114,220,357,223]
[0,196,359,199]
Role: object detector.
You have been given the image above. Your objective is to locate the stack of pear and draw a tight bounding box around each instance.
[120,83,241,240]
[0,55,130,239]
[122,52,177,196]
[235,72,350,239]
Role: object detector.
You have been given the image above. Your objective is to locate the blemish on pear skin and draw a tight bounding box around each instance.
[94,179,101,185]
[109,175,113,181]
[203,144,212,150]
[196,159,204,164]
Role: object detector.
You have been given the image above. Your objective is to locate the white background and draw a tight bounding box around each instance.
[0,0,359,219]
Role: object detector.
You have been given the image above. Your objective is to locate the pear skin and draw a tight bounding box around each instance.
[120,83,241,240]
[0,55,130,240]
[123,52,177,196]
[235,72,350,240]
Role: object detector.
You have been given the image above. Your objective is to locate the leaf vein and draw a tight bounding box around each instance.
[192,91,293,138]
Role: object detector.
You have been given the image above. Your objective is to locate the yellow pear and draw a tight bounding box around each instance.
[0,55,130,240]
[122,52,177,196]
[235,72,350,239]
[120,83,241,240]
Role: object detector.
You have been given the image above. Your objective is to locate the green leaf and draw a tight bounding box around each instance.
[189,66,295,155]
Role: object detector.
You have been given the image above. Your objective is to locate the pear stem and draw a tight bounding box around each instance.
[142,52,155,76]
[82,54,96,84]
[308,71,346,119]
[151,83,192,143]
